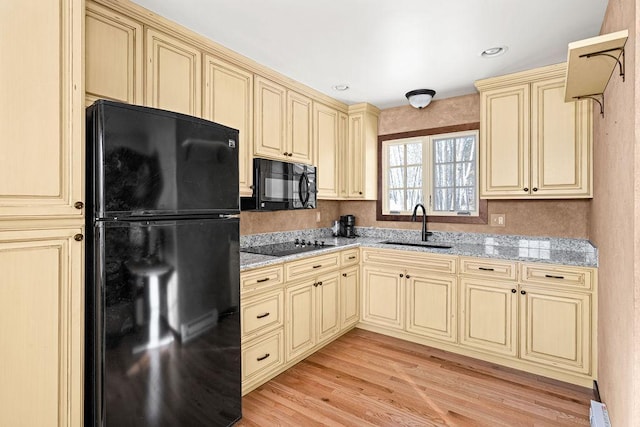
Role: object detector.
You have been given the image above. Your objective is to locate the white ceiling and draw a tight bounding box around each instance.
[131,0,608,109]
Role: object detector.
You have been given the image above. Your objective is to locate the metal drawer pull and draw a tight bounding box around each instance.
[544,274,565,279]
[348,256,356,260]
[312,264,322,269]
[256,278,270,283]
[256,312,270,319]
[478,267,495,271]
[257,353,270,362]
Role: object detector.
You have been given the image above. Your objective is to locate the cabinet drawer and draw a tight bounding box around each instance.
[520,263,594,291]
[285,252,340,282]
[341,248,359,267]
[460,257,517,280]
[242,329,284,383]
[362,248,456,274]
[241,291,284,340]
[241,265,284,293]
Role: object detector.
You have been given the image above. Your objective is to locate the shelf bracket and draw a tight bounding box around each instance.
[579,46,626,82]
[574,93,605,117]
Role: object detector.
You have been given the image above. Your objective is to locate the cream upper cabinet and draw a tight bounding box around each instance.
[203,55,254,196]
[146,28,202,116]
[287,91,313,164]
[476,63,592,199]
[459,277,518,357]
[406,272,457,343]
[0,227,84,427]
[338,112,349,198]
[346,103,379,199]
[254,76,313,164]
[0,0,83,219]
[85,2,143,106]
[314,103,341,198]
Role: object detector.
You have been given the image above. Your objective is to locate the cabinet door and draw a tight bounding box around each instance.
[520,287,592,374]
[0,228,83,427]
[480,84,530,197]
[340,266,360,330]
[530,78,592,197]
[0,0,83,218]
[254,76,286,160]
[361,265,404,330]
[287,91,313,164]
[459,277,518,357]
[203,55,254,196]
[285,281,315,361]
[338,112,349,198]
[315,103,340,198]
[347,112,365,198]
[406,272,457,343]
[85,2,143,106]
[316,272,341,344]
[146,28,202,116]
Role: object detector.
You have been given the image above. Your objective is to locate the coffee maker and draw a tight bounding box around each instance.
[339,215,357,238]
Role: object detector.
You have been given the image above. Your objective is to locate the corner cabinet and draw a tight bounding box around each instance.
[476,63,592,199]
[345,103,380,199]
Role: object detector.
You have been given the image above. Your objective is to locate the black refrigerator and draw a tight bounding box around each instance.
[85,100,241,426]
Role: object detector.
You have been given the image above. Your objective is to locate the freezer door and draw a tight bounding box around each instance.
[87,218,241,426]
[88,100,239,218]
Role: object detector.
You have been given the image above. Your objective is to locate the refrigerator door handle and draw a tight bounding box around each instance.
[220,214,240,219]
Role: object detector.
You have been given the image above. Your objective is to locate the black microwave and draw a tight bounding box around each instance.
[241,158,317,211]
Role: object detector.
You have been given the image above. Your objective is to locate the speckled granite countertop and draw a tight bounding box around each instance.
[240,227,598,271]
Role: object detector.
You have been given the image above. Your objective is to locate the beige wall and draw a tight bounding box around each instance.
[589,0,639,424]
[240,200,340,235]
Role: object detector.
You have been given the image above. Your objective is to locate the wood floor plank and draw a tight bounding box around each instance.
[237,329,592,426]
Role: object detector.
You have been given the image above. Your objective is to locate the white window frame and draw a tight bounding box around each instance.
[381,130,480,217]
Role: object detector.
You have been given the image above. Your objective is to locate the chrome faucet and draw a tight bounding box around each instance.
[412,203,428,241]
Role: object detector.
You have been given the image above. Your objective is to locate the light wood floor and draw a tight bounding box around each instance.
[237,329,592,426]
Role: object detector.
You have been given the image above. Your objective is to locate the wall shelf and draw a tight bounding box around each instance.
[564,29,629,116]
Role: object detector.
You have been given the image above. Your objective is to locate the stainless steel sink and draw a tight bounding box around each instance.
[382,241,452,249]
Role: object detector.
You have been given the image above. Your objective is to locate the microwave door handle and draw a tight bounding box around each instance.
[299,173,310,206]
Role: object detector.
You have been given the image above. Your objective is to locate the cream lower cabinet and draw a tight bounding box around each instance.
[459,277,518,357]
[0,227,84,427]
[340,265,360,330]
[406,272,457,343]
[286,271,340,362]
[476,63,592,199]
[361,265,405,330]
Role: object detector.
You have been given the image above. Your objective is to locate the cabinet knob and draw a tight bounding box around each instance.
[74,234,84,242]
[511,289,517,293]
[288,153,293,157]
[283,152,289,156]
[399,273,404,278]
[74,201,84,210]
[359,191,363,195]
[317,281,323,286]
[342,273,347,277]
[313,282,318,287]
[520,290,527,295]
[523,188,529,192]
[532,188,538,192]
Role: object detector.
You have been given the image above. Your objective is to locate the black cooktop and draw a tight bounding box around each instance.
[240,239,334,257]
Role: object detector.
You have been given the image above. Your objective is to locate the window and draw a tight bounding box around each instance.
[381,130,479,217]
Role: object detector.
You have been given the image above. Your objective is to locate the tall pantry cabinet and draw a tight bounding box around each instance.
[0,1,85,426]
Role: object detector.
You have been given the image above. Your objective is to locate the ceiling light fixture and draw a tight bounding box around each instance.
[332,84,349,91]
[405,89,436,109]
[480,46,508,58]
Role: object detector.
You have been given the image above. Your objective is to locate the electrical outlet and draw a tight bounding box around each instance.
[490,213,506,227]
[316,212,321,222]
